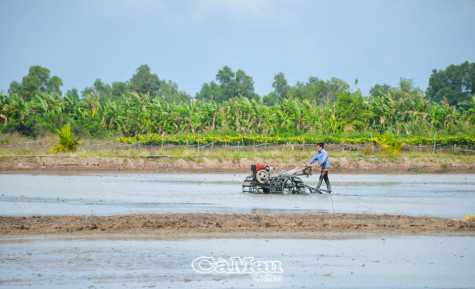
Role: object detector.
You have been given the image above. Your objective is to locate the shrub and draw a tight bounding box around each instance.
[49,123,82,152]
[376,134,405,155]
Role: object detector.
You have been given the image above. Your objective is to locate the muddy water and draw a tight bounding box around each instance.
[1,234,474,289]
[0,174,474,218]
[1,174,475,289]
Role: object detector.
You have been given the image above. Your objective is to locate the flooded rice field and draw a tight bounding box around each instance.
[1,234,474,289]
[0,174,474,218]
[1,173,474,288]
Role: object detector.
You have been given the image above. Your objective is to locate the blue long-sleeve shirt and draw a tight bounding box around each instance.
[309,149,330,170]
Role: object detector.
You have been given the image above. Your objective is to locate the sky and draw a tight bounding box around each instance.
[1,0,475,97]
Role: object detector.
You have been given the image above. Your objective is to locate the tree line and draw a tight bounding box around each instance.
[0,85,472,139]
[6,61,475,106]
[7,64,191,103]
[1,62,474,138]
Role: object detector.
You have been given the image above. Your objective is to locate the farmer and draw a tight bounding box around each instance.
[306,142,331,193]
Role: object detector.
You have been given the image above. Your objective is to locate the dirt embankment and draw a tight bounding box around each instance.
[1,213,474,236]
[0,155,474,174]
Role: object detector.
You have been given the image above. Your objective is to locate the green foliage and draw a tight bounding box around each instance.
[49,123,82,152]
[196,66,258,102]
[111,81,127,99]
[427,61,475,107]
[287,77,348,105]
[272,72,289,100]
[335,90,370,132]
[1,63,474,141]
[262,91,280,106]
[127,64,161,98]
[66,88,80,100]
[375,134,405,155]
[369,83,392,97]
[159,80,191,103]
[9,66,63,101]
[1,118,40,137]
[1,87,474,140]
[118,133,474,148]
[82,78,112,99]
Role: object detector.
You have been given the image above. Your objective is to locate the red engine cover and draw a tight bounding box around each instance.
[251,164,265,172]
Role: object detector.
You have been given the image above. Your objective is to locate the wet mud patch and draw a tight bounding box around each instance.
[1,213,474,236]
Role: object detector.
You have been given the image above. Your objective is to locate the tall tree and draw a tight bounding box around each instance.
[287,76,347,105]
[9,65,63,101]
[159,80,191,102]
[427,61,474,107]
[335,90,370,131]
[262,91,280,106]
[111,81,127,99]
[196,81,222,102]
[93,78,111,98]
[46,76,63,95]
[272,72,289,103]
[235,69,257,100]
[197,66,257,102]
[127,64,161,98]
[369,83,392,97]
[8,81,22,96]
[66,88,79,100]
[389,78,423,100]
[216,65,236,101]
[82,78,112,98]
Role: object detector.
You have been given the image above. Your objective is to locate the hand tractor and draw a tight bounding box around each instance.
[242,164,327,194]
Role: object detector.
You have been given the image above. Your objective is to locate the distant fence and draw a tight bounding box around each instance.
[1,139,474,155]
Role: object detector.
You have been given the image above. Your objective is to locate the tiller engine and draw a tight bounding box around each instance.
[242,164,321,194]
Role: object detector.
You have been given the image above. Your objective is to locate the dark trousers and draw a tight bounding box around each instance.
[319,171,329,183]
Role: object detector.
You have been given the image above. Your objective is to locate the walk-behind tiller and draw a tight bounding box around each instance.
[242,164,327,194]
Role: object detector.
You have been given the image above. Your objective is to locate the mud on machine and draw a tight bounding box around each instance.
[242,164,329,194]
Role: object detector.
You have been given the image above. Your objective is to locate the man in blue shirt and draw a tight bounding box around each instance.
[306,142,331,193]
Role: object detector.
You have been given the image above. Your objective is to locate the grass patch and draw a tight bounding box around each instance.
[0,134,474,169]
[408,165,424,173]
[438,163,449,173]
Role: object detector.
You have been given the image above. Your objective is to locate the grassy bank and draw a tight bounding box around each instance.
[1,133,474,174]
